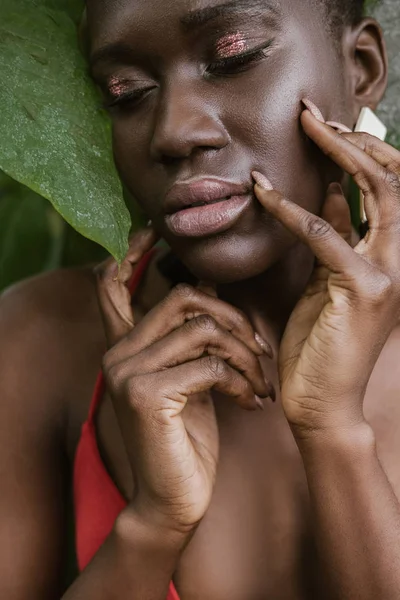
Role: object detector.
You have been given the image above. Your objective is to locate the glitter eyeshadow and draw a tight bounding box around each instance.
[108,76,130,97]
[215,32,248,58]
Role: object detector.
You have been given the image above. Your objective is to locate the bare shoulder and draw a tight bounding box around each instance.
[0,268,107,598]
[0,266,105,372]
[0,267,106,453]
[365,325,400,487]
[1,265,101,325]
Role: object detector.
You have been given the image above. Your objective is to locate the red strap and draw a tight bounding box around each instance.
[87,248,158,424]
[128,246,158,294]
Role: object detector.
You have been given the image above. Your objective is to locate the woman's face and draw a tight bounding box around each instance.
[88,0,350,283]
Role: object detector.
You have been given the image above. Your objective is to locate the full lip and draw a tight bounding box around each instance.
[163,178,252,215]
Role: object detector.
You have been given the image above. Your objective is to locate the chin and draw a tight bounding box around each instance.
[166,230,293,284]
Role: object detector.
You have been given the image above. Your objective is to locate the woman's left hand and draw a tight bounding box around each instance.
[254,110,400,440]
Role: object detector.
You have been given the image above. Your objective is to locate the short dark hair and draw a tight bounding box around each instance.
[318,0,366,34]
[331,0,366,24]
[313,0,377,41]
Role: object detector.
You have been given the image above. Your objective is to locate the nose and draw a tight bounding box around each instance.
[149,81,230,162]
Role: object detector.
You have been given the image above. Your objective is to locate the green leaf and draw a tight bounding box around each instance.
[0,184,54,291]
[0,0,131,263]
[43,0,85,24]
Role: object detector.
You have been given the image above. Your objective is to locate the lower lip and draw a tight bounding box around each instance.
[165,194,252,237]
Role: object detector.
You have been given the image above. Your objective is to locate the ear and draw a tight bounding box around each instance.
[342,18,388,126]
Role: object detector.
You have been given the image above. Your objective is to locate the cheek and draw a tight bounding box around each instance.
[225,45,342,212]
[226,79,323,212]
[111,119,155,210]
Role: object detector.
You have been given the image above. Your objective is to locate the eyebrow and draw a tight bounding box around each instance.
[89,43,136,76]
[180,0,281,30]
[89,0,281,74]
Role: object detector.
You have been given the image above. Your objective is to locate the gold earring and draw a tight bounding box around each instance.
[355,107,387,237]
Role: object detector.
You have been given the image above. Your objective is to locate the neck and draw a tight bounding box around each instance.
[216,242,315,355]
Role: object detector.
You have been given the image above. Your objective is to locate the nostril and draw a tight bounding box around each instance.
[159,154,186,166]
[150,99,230,163]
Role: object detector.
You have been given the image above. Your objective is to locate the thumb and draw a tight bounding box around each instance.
[321,183,353,247]
[95,227,158,348]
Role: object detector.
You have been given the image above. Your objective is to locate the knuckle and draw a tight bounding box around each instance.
[104,361,124,392]
[356,272,394,306]
[362,133,379,158]
[204,355,229,379]
[353,169,372,193]
[101,351,113,374]
[356,132,371,149]
[370,273,395,306]
[192,314,218,333]
[387,159,400,177]
[102,350,119,376]
[304,216,332,239]
[173,283,196,301]
[230,307,250,332]
[382,170,400,197]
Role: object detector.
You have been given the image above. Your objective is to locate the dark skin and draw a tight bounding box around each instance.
[1,0,400,599]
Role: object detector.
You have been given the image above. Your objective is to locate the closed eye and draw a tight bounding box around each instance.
[207,41,274,76]
[103,87,156,111]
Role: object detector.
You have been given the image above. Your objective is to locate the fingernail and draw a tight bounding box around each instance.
[197,281,218,298]
[265,380,276,403]
[255,396,265,411]
[255,333,274,359]
[326,121,352,134]
[252,171,274,191]
[147,219,153,227]
[328,182,343,195]
[301,98,325,123]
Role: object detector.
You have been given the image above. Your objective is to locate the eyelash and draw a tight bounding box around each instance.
[103,42,272,112]
[207,42,272,76]
[103,88,153,111]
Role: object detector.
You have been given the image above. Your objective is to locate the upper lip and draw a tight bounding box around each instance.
[164,178,251,214]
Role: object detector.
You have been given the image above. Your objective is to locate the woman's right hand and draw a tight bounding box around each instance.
[95,228,274,537]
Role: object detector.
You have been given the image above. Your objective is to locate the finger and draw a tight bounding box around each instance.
[109,358,263,415]
[320,183,353,247]
[326,121,353,134]
[253,182,368,278]
[301,110,387,190]
[109,356,263,497]
[110,314,273,399]
[95,227,158,347]
[279,184,352,370]
[153,356,265,411]
[301,110,400,233]
[117,284,273,358]
[301,111,384,192]
[339,132,400,176]
[197,280,218,298]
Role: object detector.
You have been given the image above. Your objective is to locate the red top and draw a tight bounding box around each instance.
[73,250,180,600]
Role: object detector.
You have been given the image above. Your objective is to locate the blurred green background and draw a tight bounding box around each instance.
[0,0,399,293]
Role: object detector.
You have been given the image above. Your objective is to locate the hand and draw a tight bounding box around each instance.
[95,229,273,535]
[253,110,400,439]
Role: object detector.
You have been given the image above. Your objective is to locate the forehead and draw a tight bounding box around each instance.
[87,0,297,43]
[86,0,331,72]
[89,0,282,18]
